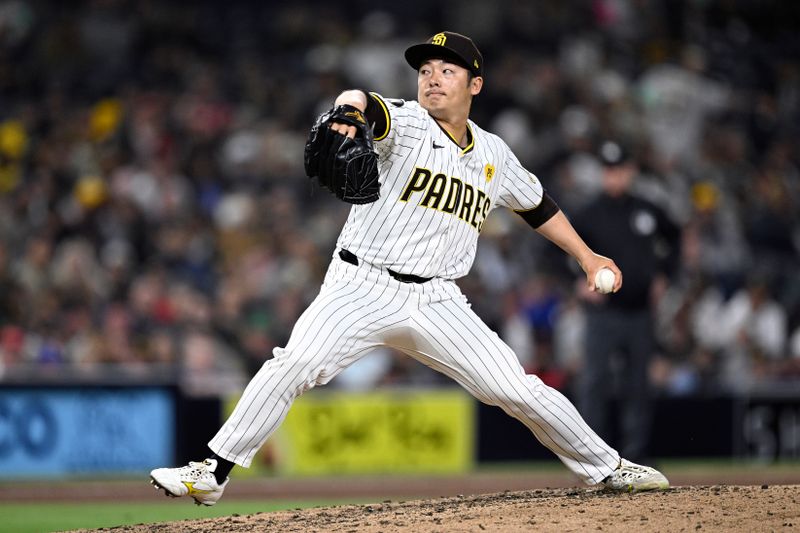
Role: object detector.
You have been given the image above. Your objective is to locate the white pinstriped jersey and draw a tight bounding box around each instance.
[336,93,545,279]
[209,94,622,487]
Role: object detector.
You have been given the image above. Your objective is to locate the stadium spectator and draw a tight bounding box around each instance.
[0,1,796,397]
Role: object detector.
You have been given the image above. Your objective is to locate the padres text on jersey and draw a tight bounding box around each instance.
[337,93,544,279]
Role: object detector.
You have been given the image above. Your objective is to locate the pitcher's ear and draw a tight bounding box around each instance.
[470,76,483,96]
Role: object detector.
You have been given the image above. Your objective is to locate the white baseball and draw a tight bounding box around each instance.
[594,268,615,294]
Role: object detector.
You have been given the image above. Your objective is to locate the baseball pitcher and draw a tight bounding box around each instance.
[150,31,668,505]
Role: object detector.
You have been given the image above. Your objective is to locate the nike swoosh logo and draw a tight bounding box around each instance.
[432,142,444,149]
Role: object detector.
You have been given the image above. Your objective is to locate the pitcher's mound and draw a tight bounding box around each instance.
[94,485,799,532]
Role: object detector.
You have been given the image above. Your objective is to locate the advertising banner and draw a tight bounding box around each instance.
[0,388,174,478]
[227,389,474,475]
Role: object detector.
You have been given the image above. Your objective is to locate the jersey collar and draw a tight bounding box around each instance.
[433,118,475,155]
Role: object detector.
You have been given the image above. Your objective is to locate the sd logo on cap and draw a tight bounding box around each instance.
[405,31,483,77]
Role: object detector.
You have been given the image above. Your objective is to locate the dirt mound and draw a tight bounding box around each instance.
[90,485,798,532]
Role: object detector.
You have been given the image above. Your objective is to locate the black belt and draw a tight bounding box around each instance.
[338,249,432,284]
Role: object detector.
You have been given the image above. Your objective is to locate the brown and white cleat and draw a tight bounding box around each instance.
[603,459,669,492]
[149,459,228,506]
[151,479,176,497]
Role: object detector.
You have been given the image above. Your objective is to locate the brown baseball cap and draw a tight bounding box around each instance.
[404,31,483,77]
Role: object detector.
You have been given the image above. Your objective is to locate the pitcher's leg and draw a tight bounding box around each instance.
[409,297,619,484]
[210,276,409,467]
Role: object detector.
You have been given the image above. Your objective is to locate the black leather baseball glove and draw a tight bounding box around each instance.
[303,104,380,204]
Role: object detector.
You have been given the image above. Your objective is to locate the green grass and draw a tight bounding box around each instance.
[0,499,351,533]
[3,460,797,532]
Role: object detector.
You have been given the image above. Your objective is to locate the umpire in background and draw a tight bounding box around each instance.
[572,140,681,464]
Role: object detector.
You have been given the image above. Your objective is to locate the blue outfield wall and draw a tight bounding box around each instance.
[0,387,174,478]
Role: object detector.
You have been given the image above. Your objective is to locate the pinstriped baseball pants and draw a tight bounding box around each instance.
[209,253,620,485]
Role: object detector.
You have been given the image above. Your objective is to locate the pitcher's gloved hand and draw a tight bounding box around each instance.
[304,104,380,204]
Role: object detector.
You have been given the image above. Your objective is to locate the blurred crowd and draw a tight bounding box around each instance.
[0,0,798,397]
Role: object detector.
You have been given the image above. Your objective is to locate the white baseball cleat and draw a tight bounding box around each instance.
[150,459,229,506]
[603,458,669,492]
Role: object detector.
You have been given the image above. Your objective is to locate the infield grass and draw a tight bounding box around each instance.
[0,499,357,533]
[2,460,797,532]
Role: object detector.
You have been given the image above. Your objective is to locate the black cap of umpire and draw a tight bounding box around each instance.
[597,140,632,167]
[405,31,483,77]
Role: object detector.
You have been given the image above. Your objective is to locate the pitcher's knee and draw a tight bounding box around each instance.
[271,346,328,371]
[481,374,550,411]
[483,385,533,410]
[255,348,328,398]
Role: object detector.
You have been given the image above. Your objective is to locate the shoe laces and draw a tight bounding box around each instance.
[178,460,216,482]
[615,461,653,481]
